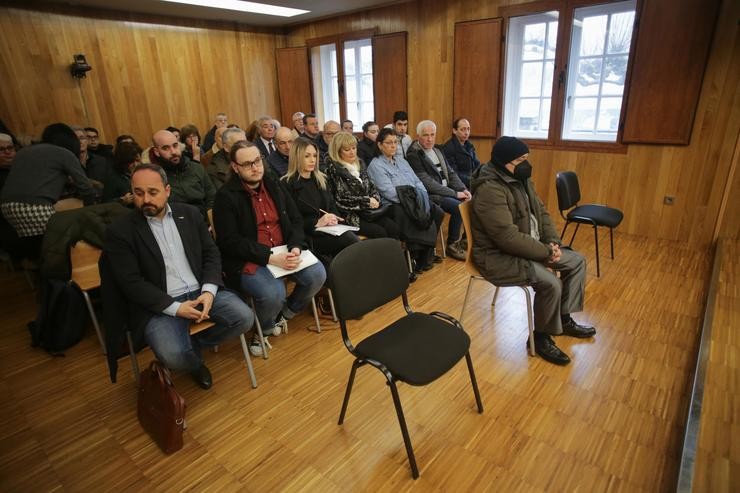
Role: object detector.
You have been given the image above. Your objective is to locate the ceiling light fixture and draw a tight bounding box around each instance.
[159,0,309,17]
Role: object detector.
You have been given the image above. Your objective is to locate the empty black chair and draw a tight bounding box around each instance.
[328,238,483,479]
[555,171,623,277]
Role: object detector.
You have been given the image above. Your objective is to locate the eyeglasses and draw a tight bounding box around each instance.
[0,145,14,152]
[235,155,264,169]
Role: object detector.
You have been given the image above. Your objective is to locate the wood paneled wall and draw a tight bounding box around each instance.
[286,0,740,247]
[0,0,737,247]
[0,6,284,146]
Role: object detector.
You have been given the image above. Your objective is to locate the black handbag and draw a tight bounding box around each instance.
[360,203,392,221]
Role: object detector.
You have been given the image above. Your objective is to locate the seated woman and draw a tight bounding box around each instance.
[103,141,141,205]
[357,121,379,166]
[326,131,400,240]
[367,128,443,276]
[282,137,359,266]
[179,124,203,163]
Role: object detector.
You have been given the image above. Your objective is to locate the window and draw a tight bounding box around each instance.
[502,11,559,139]
[562,2,635,141]
[501,0,638,147]
[310,35,374,131]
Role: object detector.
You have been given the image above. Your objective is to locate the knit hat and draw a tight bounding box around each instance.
[491,136,528,166]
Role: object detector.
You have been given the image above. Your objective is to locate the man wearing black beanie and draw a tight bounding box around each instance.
[468,136,595,365]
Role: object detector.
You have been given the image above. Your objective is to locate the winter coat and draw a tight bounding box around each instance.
[469,163,560,284]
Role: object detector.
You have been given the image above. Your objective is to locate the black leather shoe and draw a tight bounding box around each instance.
[530,335,571,365]
[560,318,596,338]
[432,255,443,264]
[409,272,418,283]
[191,364,212,390]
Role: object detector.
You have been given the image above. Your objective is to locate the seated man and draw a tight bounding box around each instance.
[470,136,596,366]
[85,126,114,161]
[207,127,245,189]
[151,129,216,218]
[291,111,305,139]
[253,115,276,158]
[267,126,292,177]
[341,119,354,133]
[406,119,470,261]
[302,113,320,141]
[200,126,227,169]
[202,112,228,152]
[213,141,326,355]
[104,163,254,389]
[316,120,340,171]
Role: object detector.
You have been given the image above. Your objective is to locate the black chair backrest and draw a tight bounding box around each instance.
[328,238,410,320]
[556,171,581,211]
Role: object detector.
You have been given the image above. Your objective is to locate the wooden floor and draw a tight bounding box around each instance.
[0,232,712,492]
[692,239,739,492]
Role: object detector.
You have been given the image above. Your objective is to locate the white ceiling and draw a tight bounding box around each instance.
[43,0,405,27]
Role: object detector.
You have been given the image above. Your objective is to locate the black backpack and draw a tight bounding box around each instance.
[28,279,87,355]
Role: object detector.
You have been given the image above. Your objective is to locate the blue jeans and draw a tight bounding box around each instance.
[240,262,326,329]
[144,289,254,372]
[438,196,463,243]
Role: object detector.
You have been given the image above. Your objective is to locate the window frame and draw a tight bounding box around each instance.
[499,0,643,153]
[306,29,378,128]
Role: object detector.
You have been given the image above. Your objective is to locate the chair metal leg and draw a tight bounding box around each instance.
[126,331,140,385]
[560,221,570,242]
[460,276,475,323]
[609,227,615,259]
[439,227,446,258]
[311,296,321,333]
[81,290,106,355]
[492,285,500,306]
[521,287,535,356]
[388,379,419,479]
[569,223,580,247]
[239,333,258,389]
[248,298,268,359]
[338,359,362,424]
[327,288,338,322]
[405,248,413,273]
[593,224,601,277]
[464,352,484,413]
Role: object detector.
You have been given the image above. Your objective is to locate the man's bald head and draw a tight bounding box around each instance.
[274,127,294,156]
[152,130,182,166]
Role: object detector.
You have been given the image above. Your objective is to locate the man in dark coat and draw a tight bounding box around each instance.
[470,136,595,365]
[104,163,254,389]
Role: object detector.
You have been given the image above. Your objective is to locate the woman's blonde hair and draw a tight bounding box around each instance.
[329,131,360,171]
[284,137,327,189]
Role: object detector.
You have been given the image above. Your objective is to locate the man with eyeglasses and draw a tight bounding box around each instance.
[212,140,326,356]
[85,126,114,161]
[291,112,305,139]
[151,129,216,219]
[267,126,293,177]
[317,120,340,171]
[0,133,16,189]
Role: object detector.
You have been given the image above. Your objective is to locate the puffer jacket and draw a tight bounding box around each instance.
[469,162,560,284]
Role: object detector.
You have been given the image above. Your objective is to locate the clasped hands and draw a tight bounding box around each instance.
[176,291,214,322]
[269,247,303,271]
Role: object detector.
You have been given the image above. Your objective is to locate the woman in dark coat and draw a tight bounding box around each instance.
[103,141,141,205]
[325,131,399,239]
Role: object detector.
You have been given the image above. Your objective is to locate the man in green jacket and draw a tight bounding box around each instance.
[470,136,595,365]
[152,130,215,219]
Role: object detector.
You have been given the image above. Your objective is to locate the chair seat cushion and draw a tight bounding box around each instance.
[355,312,470,386]
[567,204,623,228]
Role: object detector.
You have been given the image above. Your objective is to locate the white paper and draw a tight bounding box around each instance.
[314,224,360,236]
[265,245,320,278]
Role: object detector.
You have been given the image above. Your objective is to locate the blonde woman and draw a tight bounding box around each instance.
[282,137,359,262]
[326,131,399,239]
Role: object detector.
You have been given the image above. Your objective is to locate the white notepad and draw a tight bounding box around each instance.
[265,245,320,279]
[314,224,360,236]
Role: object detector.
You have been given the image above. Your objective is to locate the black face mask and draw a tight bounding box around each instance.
[513,160,532,180]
